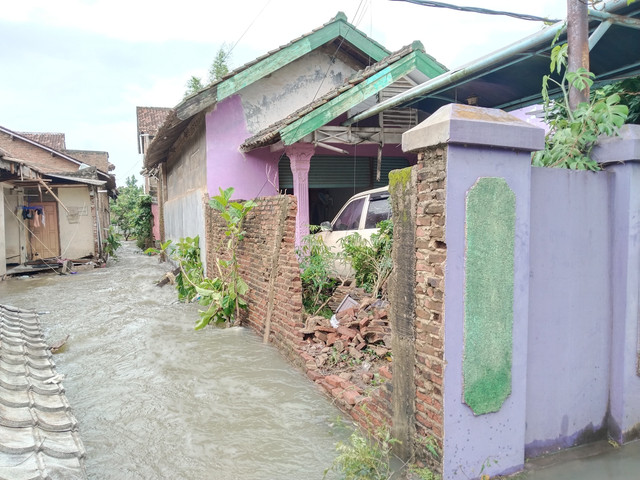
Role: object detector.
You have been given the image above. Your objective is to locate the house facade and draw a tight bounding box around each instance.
[142,12,446,261]
[136,106,172,242]
[0,126,115,276]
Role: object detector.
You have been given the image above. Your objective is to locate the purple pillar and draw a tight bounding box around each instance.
[403,104,545,479]
[285,143,314,247]
[593,125,640,444]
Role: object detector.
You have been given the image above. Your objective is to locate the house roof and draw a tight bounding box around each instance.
[18,132,66,151]
[345,0,640,125]
[240,41,446,152]
[0,126,85,169]
[136,106,172,135]
[0,125,115,191]
[143,12,400,169]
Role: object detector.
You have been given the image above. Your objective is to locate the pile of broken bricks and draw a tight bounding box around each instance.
[299,296,393,407]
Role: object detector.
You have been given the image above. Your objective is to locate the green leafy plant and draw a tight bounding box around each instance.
[600,76,640,125]
[324,426,398,480]
[173,236,204,302]
[297,226,339,316]
[409,465,440,480]
[194,187,255,329]
[110,175,144,240]
[133,194,154,250]
[103,226,122,260]
[532,43,629,170]
[339,219,393,297]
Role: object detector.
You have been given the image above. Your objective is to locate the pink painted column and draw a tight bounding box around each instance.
[285,143,315,247]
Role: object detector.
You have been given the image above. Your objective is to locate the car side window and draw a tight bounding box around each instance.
[364,194,391,229]
[333,198,365,231]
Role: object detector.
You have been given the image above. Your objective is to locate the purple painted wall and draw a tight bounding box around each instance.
[525,167,612,456]
[206,95,279,201]
[593,125,640,444]
[607,163,640,443]
[444,145,532,479]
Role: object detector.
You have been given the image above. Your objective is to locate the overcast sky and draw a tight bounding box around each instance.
[0,0,566,185]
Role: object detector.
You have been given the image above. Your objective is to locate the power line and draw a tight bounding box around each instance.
[388,0,562,24]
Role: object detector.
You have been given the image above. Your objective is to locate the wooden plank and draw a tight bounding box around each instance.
[415,51,448,79]
[176,86,218,121]
[338,23,388,62]
[280,53,419,146]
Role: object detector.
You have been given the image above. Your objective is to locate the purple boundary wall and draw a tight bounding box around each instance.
[402,107,640,479]
[594,125,640,444]
[526,167,612,456]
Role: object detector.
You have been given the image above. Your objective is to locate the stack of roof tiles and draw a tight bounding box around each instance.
[0,304,86,480]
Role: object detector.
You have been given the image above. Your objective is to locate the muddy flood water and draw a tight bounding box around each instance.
[0,242,350,479]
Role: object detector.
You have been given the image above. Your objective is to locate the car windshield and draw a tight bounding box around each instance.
[333,197,365,231]
[364,194,391,228]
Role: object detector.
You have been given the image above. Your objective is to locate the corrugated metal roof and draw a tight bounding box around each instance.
[346,0,640,123]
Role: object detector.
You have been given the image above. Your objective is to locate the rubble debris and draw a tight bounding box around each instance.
[50,334,70,353]
[300,292,392,393]
[157,267,181,287]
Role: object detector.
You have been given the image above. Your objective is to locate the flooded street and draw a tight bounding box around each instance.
[0,242,348,479]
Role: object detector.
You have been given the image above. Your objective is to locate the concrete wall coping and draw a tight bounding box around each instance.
[402,104,545,153]
[592,124,640,165]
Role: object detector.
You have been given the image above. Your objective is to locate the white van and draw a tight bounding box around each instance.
[317,186,391,275]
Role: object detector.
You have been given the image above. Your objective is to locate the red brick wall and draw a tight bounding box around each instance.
[413,147,446,460]
[203,194,306,365]
[203,193,394,435]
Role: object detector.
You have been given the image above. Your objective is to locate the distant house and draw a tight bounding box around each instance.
[0,126,116,276]
[136,106,172,242]
[141,12,446,260]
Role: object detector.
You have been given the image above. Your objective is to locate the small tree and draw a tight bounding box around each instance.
[183,45,231,98]
[208,44,231,83]
[195,187,256,329]
[110,175,144,240]
[184,76,205,98]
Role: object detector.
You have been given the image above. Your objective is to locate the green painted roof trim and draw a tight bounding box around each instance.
[215,17,389,103]
[280,50,443,146]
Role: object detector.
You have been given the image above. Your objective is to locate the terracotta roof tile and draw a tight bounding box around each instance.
[18,132,66,151]
[136,107,172,135]
[0,304,86,479]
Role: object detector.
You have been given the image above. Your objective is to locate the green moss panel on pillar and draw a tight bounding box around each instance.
[463,177,515,415]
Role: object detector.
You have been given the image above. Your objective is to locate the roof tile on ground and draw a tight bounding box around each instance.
[0,304,86,480]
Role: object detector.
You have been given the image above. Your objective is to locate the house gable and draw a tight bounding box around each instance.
[175,12,389,123]
[240,42,448,151]
[144,12,393,169]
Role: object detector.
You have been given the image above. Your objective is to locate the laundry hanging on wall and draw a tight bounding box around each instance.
[21,206,45,227]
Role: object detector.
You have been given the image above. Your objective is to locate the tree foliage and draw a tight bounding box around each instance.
[184,76,205,98]
[183,45,232,98]
[110,175,144,240]
[532,43,628,170]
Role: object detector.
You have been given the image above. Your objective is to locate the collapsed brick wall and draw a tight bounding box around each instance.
[203,194,306,366]
[203,193,394,435]
[413,147,446,460]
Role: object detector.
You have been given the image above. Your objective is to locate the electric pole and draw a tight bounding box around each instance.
[567,0,590,110]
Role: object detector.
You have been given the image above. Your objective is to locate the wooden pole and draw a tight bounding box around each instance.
[38,179,70,214]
